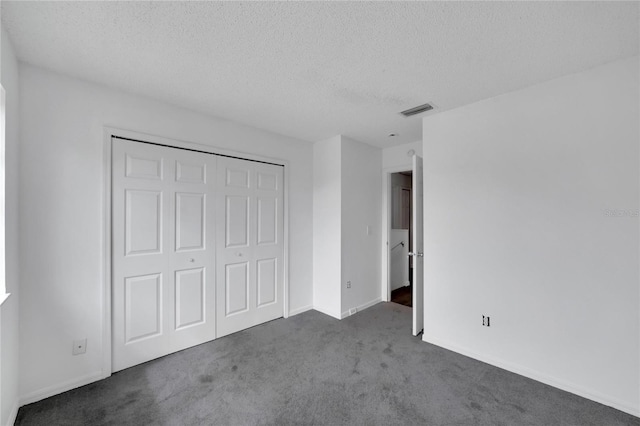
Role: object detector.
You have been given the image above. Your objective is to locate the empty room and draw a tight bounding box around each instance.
[0,1,638,425]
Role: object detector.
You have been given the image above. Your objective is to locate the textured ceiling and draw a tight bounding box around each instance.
[1,1,638,148]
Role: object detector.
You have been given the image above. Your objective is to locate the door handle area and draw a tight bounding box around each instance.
[408,252,424,257]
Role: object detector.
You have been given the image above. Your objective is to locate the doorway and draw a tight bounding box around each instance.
[382,154,424,336]
[389,171,412,307]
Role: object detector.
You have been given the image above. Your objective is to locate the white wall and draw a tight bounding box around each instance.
[0,26,20,426]
[341,137,382,316]
[313,135,383,318]
[382,140,422,170]
[18,64,314,402]
[422,56,639,416]
[312,136,342,318]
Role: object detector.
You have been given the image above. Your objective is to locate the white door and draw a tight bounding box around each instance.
[411,155,424,336]
[216,157,284,338]
[112,138,217,371]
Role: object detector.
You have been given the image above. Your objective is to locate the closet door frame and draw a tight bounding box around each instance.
[101,127,290,377]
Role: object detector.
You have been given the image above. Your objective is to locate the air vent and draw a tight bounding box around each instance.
[400,103,434,117]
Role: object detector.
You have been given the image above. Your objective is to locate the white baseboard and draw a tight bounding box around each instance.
[289,304,313,317]
[423,335,640,418]
[341,297,382,319]
[312,305,341,320]
[5,400,18,426]
[19,370,105,407]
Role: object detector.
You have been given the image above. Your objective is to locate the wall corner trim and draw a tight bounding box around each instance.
[340,298,382,319]
[312,305,342,320]
[289,305,313,317]
[0,293,10,308]
[5,400,19,426]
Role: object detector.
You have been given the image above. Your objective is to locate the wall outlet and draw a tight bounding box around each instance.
[349,308,357,316]
[346,280,351,289]
[72,338,87,355]
[482,316,491,327]
[366,225,372,236]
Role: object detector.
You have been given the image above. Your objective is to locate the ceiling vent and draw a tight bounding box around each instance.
[400,103,434,117]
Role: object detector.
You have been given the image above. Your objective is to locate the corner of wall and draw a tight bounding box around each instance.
[338,137,383,315]
[312,135,342,317]
[1,25,21,426]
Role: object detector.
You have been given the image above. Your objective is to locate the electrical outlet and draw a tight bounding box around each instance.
[72,338,87,355]
[482,316,491,327]
[349,308,357,316]
[346,281,351,289]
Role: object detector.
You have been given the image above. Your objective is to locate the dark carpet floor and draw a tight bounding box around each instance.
[16,303,639,426]
[391,285,412,307]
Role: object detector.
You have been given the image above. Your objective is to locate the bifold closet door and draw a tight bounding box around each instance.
[112,139,217,372]
[216,157,284,338]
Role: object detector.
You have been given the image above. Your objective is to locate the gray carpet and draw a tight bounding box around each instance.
[16,303,639,425]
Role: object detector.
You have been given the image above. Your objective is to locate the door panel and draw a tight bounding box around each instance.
[176,160,206,184]
[257,197,277,245]
[257,258,277,307]
[226,168,250,188]
[125,190,163,256]
[112,139,217,372]
[216,157,284,338]
[257,171,278,191]
[225,196,250,247]
[412,155,424,336]
[125,273,163,343]
[175,192,205,251]
[225,262,249,315]
[125,154,163,180]
[175,268,205,329]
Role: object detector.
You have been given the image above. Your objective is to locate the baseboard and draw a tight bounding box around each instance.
[312,305,341,320]
[423,335,640,418]
[357,297,382,312]
[5,400,18,426]
[341,297,382,319]
[289,304,312,316]
[19,370,105,406]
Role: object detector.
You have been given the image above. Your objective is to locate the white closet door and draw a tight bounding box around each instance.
[112,139,217,372]
[216,157,284,338]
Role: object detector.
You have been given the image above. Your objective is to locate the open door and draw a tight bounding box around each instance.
[410,155,424,336]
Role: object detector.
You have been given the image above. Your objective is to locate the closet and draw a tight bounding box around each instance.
[111,138,284,372]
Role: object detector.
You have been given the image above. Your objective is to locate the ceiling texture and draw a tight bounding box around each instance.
[1,1,638,148]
